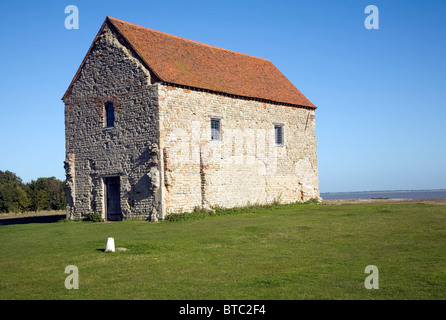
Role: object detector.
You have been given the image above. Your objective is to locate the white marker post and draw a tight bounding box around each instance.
[105,237,115,252]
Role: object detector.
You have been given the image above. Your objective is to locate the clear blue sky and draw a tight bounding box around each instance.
[0,0,445,193]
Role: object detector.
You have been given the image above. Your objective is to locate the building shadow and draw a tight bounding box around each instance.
[0,214,65,226]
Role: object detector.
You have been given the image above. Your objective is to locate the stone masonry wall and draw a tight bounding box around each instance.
[158,85,319,214]
[64,22,161,221]
[64,21,319,220]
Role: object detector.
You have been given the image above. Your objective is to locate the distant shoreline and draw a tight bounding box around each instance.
[323,198,446,205]
[321,189,446,194]
[320,189,446,200]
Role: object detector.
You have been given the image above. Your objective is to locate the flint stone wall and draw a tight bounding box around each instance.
[64,23,161,221]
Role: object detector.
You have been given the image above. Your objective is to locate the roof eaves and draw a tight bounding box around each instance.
[160,82,317,110]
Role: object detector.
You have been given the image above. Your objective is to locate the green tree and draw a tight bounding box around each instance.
[0,170,31,213]
[0,171,66,213]
[28,177,66,211]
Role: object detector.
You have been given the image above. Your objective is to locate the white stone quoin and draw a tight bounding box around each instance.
[105,237,115,252]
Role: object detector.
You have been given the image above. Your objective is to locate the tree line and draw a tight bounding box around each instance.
[0,170,66,213]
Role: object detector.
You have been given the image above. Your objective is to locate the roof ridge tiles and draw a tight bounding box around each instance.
[107,16,270,63]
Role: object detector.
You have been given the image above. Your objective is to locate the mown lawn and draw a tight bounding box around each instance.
[0,203,445,299]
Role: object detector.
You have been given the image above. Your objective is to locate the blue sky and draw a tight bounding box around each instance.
[0,0,445,193]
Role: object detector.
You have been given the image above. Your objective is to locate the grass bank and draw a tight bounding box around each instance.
[0,202,444,299]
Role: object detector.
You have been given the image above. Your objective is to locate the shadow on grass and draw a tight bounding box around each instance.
[95,248,129,253]
[0,214,65,226]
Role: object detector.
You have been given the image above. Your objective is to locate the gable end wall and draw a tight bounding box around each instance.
[63,22,161,220]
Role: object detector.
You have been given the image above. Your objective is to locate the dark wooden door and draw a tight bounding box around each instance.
[105,177,122,221]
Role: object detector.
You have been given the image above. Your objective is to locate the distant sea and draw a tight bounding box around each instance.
[320,189,446,200]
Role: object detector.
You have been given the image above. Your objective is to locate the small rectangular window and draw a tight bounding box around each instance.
[105,102,114,128]
[211,119,221,141]
[274,125,283,146]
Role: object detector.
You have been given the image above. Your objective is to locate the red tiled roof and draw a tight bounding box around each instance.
[64,17,315,108]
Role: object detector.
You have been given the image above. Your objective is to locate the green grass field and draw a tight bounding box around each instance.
[0,203,445,300]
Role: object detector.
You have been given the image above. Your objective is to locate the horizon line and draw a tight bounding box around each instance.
[320,188,446,194]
